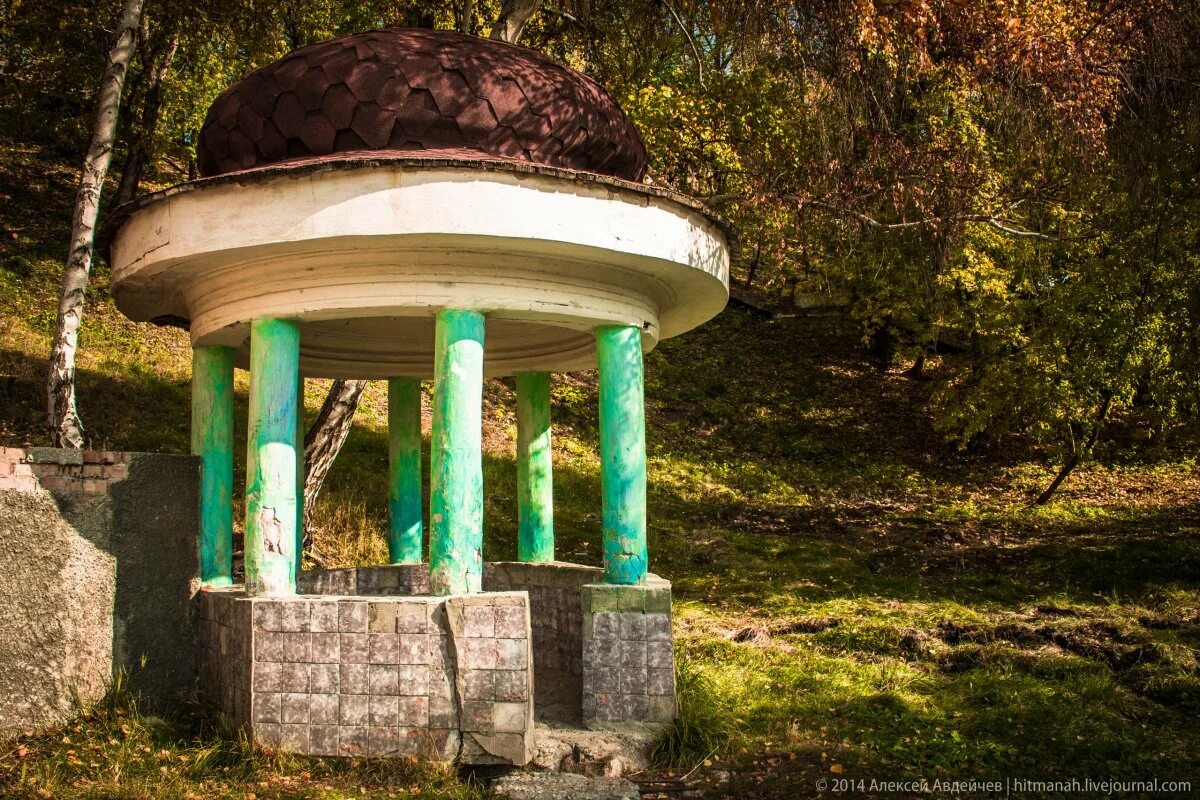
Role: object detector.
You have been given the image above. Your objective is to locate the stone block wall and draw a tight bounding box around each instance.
[298,564,431,596]
[0,447,200,736]
[581,576,676,726]
[199,588,535,764]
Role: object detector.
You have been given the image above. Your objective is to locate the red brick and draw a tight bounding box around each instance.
[103,464,129,481]
[82,479,106,494]
[83,449,104,463]
[12,463,34,477]
[83,464,104,478]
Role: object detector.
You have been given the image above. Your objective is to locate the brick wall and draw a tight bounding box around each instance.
[0,447,131,494]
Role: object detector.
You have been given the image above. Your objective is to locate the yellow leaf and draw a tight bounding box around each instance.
[830,764,844,774]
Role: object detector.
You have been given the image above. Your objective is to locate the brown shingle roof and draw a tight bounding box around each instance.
[197,28,647,181]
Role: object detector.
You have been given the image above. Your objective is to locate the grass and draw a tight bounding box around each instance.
[0,670,484,799]
[2,135,1200,797]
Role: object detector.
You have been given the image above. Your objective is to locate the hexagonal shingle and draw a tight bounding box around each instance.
[196,28,646,180]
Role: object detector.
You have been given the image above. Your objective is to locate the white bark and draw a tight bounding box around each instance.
[48,0,145,447]
[489,0,541,44]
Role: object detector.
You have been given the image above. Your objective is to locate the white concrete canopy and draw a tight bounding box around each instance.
[109,157,731,378]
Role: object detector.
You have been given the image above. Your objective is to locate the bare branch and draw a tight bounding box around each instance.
[804,200,1086,241]
[663,0,705,88]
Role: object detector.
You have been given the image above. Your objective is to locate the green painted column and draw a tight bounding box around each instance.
[429,309,485,595]
[516,371,554,562]
[191,345,235,587]
[596,325,647,584]
[295,375,305,581]
[244,317,301,597]
[388,376,423,563]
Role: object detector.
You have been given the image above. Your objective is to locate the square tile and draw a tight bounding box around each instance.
[310,724,339,756]
[340,694,369,726]
[462,700,492,732]
[645,614,672,641]
[252,692,281,724]
[253,661,282,693]
[462,639,496,670]
[463,669,495,701]
[254,722,282,746]
[493,702,527,734]
[311,601,340,632]
[339,601,368,633]
[252,601,282,632]
[281,602,311,632]
[370,695,400,726]
[494,606,526,639]
[312,632,340,662]
[340,633,368,663]
[463,606,495,638]
[618,612,647,641]
[281,662,309,692]
[648,668,674,695]
[369,634,399,664]
[369,664,399,695]
[494,669,529,702]
[397,664,429,696]
[279,723,310,752]
[339,725,369,756]
[398,634,431,665]
[281,693,309,724]
[340,663,369,694]
[396,605,428,634]
[310,693,339,725]
[647,640,673,670]
[310,663,339,693]
[496,638,527,670]
[283,632,311,662]
[397,696,428,727]
[255,631,284,662]
[368,603,397,633]
[368,726,399,756]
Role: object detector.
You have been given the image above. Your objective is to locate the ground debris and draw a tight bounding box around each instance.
[490,771,640,800]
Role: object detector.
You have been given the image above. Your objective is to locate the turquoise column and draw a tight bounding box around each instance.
[244,317,301,597]
[388,376,423,563]
[516,371,554,562]
[295,374,305,580]
[191,345,235,587]
[429,309,485,595]
[595,325,647,584]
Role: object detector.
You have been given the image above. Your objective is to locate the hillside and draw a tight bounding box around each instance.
[2,136,1199,798]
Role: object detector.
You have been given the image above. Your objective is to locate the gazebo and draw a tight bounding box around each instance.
[108,28,729,764]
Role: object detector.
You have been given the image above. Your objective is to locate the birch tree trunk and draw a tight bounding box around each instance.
[303,379,367,542]
[47,0,145,447]
[489,0,541,44]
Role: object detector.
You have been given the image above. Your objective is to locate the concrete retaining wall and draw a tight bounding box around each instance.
[0,447,200,736]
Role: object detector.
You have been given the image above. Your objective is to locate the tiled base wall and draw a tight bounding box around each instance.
[581,577,677,725]
[199,588,535,764]
[484,561,602,679]
[285,562,677,732]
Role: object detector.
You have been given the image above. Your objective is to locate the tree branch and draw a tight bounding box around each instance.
[663,0,705,88]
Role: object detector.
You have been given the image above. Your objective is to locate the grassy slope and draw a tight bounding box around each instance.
[1,138,1199,798]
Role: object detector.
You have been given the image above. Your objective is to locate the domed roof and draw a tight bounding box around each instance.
[197,28,647,181]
